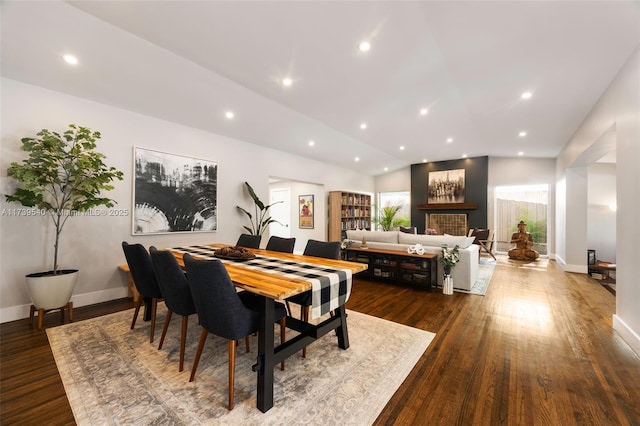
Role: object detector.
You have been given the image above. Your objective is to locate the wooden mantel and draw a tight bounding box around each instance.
[417,202,477,210]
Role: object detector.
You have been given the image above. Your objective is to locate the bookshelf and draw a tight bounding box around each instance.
[328,191,371,241]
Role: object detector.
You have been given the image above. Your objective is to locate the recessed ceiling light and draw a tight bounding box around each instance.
[399,146,405,150]
[422,159,428,163]
[521,91,532,99]
[384,167,388,171]
[446,138,453,143]
[225,111,234,119]
[358,41,371,52]
[354,157,360,162]
[360,123,367,130]
[519,131,527,137]
[63,54,78,65]
[282,77,293,87]
[518,151,524,156]
[308,140,315,147]
[420,108,428,116]
[462,154,468,158]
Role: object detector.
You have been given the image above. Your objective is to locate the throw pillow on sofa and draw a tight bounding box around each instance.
[397,233,475,249]
[346,230,399,243]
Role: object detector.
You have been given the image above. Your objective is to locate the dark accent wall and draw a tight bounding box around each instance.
[411,156,488,233]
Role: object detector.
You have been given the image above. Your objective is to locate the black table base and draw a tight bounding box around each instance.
[253,297,349,412]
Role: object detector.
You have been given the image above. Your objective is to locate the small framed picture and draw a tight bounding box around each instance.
[299,195,314,229]
[588,249,596,265]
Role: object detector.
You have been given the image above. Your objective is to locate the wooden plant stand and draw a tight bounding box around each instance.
[29,302,74,330]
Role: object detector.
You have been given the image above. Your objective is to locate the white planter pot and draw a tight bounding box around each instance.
[25,269,79,310]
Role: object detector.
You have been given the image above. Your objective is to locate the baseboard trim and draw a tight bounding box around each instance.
[0,287,129,323]
[613,314,640,358]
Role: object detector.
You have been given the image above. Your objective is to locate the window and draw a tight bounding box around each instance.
[376,191,410,231]
[495,185,548,255]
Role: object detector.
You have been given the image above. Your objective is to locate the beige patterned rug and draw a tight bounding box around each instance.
[47,306,435,425]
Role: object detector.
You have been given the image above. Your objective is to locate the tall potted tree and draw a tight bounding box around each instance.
[5,124,123,321]
[236,181,282,236]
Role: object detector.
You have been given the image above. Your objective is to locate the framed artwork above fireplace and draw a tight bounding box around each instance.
[428,169,465,204]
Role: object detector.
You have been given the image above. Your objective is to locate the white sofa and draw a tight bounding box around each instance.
[345,230,479,291]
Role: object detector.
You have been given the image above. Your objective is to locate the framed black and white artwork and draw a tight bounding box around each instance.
[428,169,465,204]
[132,147,218,234]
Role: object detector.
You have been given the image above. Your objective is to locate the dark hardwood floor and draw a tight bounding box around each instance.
[1,256,639,425]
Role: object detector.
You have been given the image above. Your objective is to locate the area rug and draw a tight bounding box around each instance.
[454,258,496,295]
[47,306,435,425]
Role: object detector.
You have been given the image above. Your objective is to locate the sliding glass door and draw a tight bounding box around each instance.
[494,184,549,255]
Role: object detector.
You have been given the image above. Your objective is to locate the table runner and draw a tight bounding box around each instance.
[170,245,353,319]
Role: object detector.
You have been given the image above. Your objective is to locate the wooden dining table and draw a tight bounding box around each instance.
[167,243,367,412]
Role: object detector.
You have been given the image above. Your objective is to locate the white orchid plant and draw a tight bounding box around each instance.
[439,244,460,269]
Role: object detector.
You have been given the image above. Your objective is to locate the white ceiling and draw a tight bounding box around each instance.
[2,1,638,175]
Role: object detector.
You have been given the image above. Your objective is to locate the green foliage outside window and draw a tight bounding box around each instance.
[372,204,410,231]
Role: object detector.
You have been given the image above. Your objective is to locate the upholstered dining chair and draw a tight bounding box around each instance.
[236,234,261,249]
[121,242,164,343]
[265,236,296,253]
[285,239,341,357]
[183,254,287,410]
[149,247,197,372]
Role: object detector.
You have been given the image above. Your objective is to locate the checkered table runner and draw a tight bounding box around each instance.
[171,245,353,319]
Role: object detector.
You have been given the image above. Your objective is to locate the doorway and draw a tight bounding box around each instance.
[269,187,291,238]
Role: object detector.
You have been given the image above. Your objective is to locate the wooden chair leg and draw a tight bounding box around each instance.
[158,310,173,350]
[149,298,158,343]
[37,308,45,330]
[280,317,286,370]
[189,328,208,382]
[29,305,35,327]
[60,306,65,323]
[245,336,250,353]
[131,297,144,329]
[179,315,188,372]
[228,340,236,410]
[67,302,74,323]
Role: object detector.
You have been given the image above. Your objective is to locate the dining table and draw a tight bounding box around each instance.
[166,243,367,412]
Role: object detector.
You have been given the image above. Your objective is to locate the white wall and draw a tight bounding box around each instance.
[587,163,616,263]
[555,46,640,355]
[374,167,411,193]
[268,180,326,252]
[487,157,556,257]
[0,78,374,322]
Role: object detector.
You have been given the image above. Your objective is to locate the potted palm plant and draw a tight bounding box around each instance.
[372,203,410,231]
[5,124,123,317]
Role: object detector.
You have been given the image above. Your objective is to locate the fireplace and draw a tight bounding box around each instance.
[426,214,468,236]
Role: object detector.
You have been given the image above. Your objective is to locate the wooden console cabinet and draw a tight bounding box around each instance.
[328,191,371,241]
[346,247,437,289]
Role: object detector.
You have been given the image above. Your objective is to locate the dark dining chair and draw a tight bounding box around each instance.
[286,239,341,357]
[265,236,296,253]
[236,234,261,249]
[149,247,197,372]
[122,242,164,343]
[183,254,287,410]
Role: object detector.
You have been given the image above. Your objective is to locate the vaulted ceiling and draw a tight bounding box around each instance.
[2,1,638,175]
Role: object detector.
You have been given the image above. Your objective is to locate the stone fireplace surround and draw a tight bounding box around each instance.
[426,213,468,236]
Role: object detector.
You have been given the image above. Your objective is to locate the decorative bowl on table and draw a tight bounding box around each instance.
[214,245,256,261]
